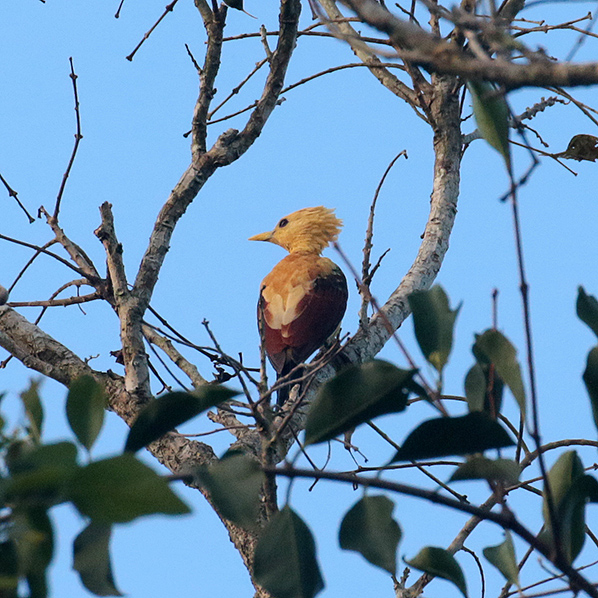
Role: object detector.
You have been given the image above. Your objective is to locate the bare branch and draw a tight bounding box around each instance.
[338,0,598,89]
[126,0,180,62]
[0,172,35,223]
[53,58,83,220]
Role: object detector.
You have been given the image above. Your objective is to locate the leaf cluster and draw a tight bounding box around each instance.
[0,377,234,597]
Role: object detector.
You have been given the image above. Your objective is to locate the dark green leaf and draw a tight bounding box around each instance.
[11,509,53,598]
[577,287,598,338]
[67,375,106,452]
[0,541,18,597]
[253,506,324,598]
[68,454,190,523]
[464,363,486,413]
[583,346,598,434]
[73,522,123,596]
[474,330,525,415]
[25,573,47,598]
[125,387,238,453]
[305,360,414,445]
[339,495,400,575]
[467,81,511,171]
[540,451,598,564]
[392,412,514,462]
[224,0,243,9]
[483,532,519,586]
[405,546,467,598]
[197,453,265,530]
[4,442,79,505]
[21,380,44,443]
[408,286,460,374]
[449,456,520,485]
[13,509,54,574]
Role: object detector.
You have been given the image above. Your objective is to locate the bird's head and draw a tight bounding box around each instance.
[249,206,343,254]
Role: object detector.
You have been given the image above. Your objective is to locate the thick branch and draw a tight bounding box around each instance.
[340,0,598,89]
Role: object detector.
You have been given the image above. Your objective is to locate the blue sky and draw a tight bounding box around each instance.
[2,1,598,597]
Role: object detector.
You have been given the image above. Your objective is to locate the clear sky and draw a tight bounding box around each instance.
[1,1,598,597]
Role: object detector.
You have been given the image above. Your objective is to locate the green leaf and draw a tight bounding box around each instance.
[13,508,54,573]
[253,506,324,598]
[464,363,486,413]
[405,546,467,598]
[73,522,123,597]
[224,0,243,9]
[449,456,520,485]
[67,375,106,452]
[21,380,44,443]
[583,346,598,434]
[408,286,460,374]
[124,387,238,453]
[473,330,525,416]
[305,360,415,446]
[467,81,511,171]
[197,453,265,530]
[0,540,19,596]
[11,508,53,598]
[541,451,589,564]
[68,454,190,523]
[4,442,79,506]
[339,495,401,575]
[483,532,519,586]
[577,287,598,338]
[392,412,514,462]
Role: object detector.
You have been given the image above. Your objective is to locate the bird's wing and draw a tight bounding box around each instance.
[259,259,347,373]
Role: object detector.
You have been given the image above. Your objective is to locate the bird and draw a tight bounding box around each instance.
[249,206,349,405]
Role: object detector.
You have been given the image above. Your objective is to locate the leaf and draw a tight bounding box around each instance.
[253,506,324,598]
[4,442,79,506]
[483,532,519,586]
[197,453,265,530]
[73,522,123,596]
[21,380,44,443]
[582,346,598,434]
[339,495,401,575]
[541,451,589,563]
[467,81,511,171]
[392,412,514,462]
[577,287,598,338]
[305,360,415,446]
[12,508,54,574]
[558,134,598,162]
[449,456,520,485]
[124,387,238,453]
[405,546,467,598]
[0,540,19,596]
[67,375,106,452]
[408,286,460,374]
[68,454,190,523]
[464,363,486,413]
[473,330,525,416]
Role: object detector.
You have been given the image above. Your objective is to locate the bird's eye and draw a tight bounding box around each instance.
[278,218,289,228]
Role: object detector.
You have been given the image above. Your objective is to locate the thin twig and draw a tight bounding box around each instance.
[114,0,125,18]
[54,58,83,220]
[126,0,180,62]
[360,150,408,326]
[0,173,35,223]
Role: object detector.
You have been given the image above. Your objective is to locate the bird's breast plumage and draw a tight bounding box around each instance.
[258,252,348,375]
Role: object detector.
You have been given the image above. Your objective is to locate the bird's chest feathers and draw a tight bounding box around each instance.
[261,254,335,330]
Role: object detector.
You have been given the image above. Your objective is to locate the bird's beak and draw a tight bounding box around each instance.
[249,231,273,242]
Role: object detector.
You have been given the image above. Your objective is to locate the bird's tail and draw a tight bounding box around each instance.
[276,364,304,406]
